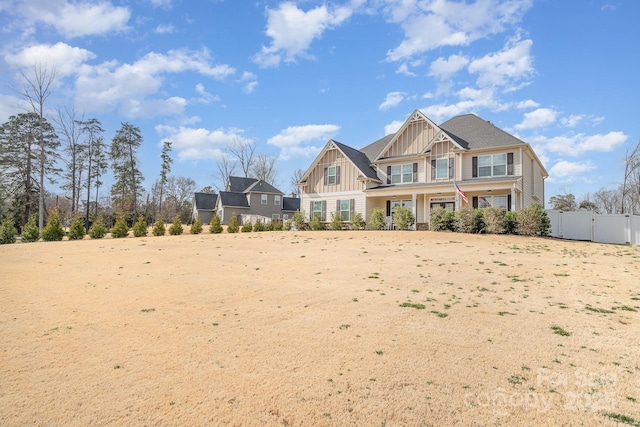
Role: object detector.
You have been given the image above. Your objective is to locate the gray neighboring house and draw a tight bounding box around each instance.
[216,176,300,225]
[192,192,218,224]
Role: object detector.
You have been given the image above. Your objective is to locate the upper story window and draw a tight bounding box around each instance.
[473,153,513,178]
[274,195,281,205]
[324,166,340,185]
[387,163,417,184]
[430,157,453,180]
[261,194,268,204]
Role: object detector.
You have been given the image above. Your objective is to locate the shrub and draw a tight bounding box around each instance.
[21,214,40,242]
[152,219,165,236]
[0,218,17,244]
[132,216,148,237]
[516,203,550,236]
[68,216,86,240]
[42,209,65,241]
[483,207,506,234]
[190,217,203,234]
[504,211,518,234]
[272,221,284,231]
[309,214,324,231]
[110,217,129,238]
[290,210,307,230]
[368,207,386,230]
[242,222,253,232]
[393,206,415,230]
[329,212,343,230]
[453,207,479,233]
[283,219,292,231]
[254,220,268,232]
[350,212,365,230]
[430,206,451,231]
[227,213,239,233]
[209,214,223,234]
[168,216,183,235]
[88,215,107,239]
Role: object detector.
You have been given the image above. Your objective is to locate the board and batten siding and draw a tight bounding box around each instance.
[305,147,367,194]
[300,191,366,221]
[379,119,439,158]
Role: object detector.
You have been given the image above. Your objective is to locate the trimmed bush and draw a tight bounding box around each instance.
[430,206,451,231]
[453,207,479,233]
[110,217,129,238]
[516,203,550,236]
[368,208,386,230]
[227,213,239,233]
[504,211,518,234]
[152,219,165,236]
[88,216,107,239]
[483,207,506,234]
[209,214,223,234]
[350,212,365,230]
[0,218,17,244]
[190,217,203,234]
[242,222,253,232]
[42,209,65,241]
[253,220,267,232]
[309,214,324,231]
[68,216,86,240]
[168,216,183,235]
[133,216,148,237]
[393,206,415,230]
[290,210,307,231]
[329,212,343,230]
[272,221,284,231]
[21,214,40,243]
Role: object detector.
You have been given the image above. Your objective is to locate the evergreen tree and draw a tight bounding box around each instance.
[209,214,223,234]
[68,216,86,240]
[190,217,203,234]
[133,215,148,237]
[42,209,65,241]
[21,214,40,242]
[227,213,239,233]
[110,217,129,238]
[88,215,107,239]
[110,123,144,220]
[168,216,183,235]
[158,140,172,221]
[78,118,106,231]
[152,219,166,236]
[0,218,17,244]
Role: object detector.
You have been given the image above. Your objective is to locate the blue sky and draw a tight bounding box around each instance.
[1,0,638,202]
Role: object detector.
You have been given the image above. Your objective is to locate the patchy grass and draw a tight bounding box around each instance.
[551,326,571,336]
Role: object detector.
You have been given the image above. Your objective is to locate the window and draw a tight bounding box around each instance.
[274,195,281,205]
[473,195,510,210]
[474,153,512,178]
[390,164,414,184]
[338,199,351,221]
[272,214,280,220]
[436,158,449,179]
[311,201,324,220]
[324,165,340,185]
[261,194,268,204]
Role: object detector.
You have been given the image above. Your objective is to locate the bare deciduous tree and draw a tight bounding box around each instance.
[290,168,305,197]
[622,138,640,214]
[227,138,256,177]
[55,107,85,217]
[214,153,237,191]
[251,154,278,186]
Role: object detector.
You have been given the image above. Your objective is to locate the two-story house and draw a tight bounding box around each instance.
[215,176,300,225]
[297,110,548,229]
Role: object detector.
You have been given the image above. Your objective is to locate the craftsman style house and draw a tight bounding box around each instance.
[214,176,300,225]
[297,110,548,229]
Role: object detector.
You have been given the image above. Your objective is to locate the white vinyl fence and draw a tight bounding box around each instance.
[546,210,640,245]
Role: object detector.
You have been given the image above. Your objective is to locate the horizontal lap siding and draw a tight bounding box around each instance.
[301,192,366,220]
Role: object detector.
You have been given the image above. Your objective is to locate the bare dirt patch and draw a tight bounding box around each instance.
[1,231,639,426]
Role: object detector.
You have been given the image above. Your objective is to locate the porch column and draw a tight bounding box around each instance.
[511,185,516,211]
[423,194,428,225]
[412,193,417,230]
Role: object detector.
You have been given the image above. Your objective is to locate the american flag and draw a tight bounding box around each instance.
[454,181,468,203]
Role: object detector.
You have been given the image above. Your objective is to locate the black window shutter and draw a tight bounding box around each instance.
[321,200,326,221]
[472,157,478,178]
[507,153,514,175]
[350,199,355,218]
[323,168,328,185]
[431,159,436,180]
[449,157,454,179]
[336,166,341,185]
[507,195,512,211]
[472,196,478,209]
[336,199,340,213]
[386,200,391,217]
[309,201,313,217]
[387,166,391,184]
[413,163,418,182]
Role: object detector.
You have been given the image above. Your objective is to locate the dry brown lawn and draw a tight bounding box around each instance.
[1,230,639,426]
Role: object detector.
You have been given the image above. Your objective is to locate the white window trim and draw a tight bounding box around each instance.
[261,194,268,204]
[478,154,507,178]
[435,157,449,180]
[327,166,337,185]
[338,199,351,221]
[274,195,281,205]
[478,195,508,209]
[391,163,414,184]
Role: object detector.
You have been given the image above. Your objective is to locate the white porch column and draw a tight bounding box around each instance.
[412,193,417,229]
[511,184,516,211]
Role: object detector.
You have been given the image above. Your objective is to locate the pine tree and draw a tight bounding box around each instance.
[190,217,203,234]
[209,214,223,234]
[110,217,129,238]
[21,214,40,242]
[42,209,65,241]
[0,219,17,244]
[133,215,148,237]
[168,216,183,235]
[68,216,86,240]
[88,215,107,239]
[152,219,165,236]
[227,213,239,233]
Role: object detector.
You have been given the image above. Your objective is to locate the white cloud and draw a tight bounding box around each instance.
[532,131,628,157]
[468,37,534,88]
[4,42,95,78]
[238,71,258,94]
[156,124,252,161]
[74,48,235,116]
[154,24,175,34]
[20,0,130,38]
[267,124,340,160]
[384,120,404,135]
[419,86,502,122]
[385,0,533,61]
[516,99,539,109]
[560,114,584,128]
[194,83,219,104]
[253,2,353,67]
[515,108,558,130]
[429,54,469,80]
[395,63,416,76]
[548,160,596,182]
[379,92,405,111]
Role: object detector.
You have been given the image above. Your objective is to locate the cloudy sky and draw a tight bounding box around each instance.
[1,0,638,201]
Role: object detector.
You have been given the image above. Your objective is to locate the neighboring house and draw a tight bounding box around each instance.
[215,176,300,225]
[192,192,218,224]
[298,109,548,229]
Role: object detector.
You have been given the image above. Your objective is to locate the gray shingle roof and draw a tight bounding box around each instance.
[332,140,380,180]
[194,192,218,210]
[218,191,249,208]
[282,197,300,212]
[439,114,527,150]
[227,176,258,192]
[359,133,395,162]
[245,180,283,194]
